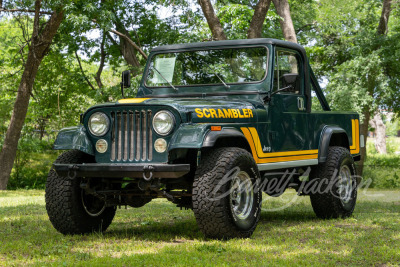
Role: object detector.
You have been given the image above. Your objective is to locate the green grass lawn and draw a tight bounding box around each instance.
[0,189,399,266]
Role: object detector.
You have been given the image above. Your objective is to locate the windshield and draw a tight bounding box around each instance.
[145,47,268,87]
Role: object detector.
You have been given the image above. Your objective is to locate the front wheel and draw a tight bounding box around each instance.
[45,150,116,235]
[192,147,262,239]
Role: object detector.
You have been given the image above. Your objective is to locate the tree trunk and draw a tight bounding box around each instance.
[94,33,106,89]
[377,0,392,35]
[370,112,387,154]
[247,0,272,39]
[198,0,227,40]
[0,1,64,190]
[272,0,297,43]
[357,109,371,176]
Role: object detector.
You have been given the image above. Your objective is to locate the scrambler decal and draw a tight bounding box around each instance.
[195,108,253,119]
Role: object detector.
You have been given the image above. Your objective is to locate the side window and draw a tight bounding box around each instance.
[273,50,301,94]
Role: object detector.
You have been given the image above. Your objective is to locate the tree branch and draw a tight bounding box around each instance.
[110,29,148,59]
[74,51,96,91]
[296,22,316,34]
[0,8,52,15]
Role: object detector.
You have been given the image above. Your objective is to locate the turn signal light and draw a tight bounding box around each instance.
[211,126,222,131]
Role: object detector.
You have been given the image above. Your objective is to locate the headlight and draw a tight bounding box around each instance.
[153,110,175,136]
[88,112,110,136]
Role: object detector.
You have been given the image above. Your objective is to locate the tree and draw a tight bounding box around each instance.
[0,0,204,189]
[310,0,398,174]
[0,0,64,190]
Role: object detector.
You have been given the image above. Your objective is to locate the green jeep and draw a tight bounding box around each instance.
[45,38,363,239]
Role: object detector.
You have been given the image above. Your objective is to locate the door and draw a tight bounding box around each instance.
[269,49,308,151]
[256,48,310,166]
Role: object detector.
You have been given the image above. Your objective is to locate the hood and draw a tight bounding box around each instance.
[86,98,260,123]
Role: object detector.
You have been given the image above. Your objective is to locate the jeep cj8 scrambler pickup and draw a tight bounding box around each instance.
[46,39,363,239]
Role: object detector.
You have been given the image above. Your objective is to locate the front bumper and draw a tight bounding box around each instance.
[53,163,190,179]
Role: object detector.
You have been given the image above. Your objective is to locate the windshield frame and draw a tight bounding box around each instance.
[143,45,269,89]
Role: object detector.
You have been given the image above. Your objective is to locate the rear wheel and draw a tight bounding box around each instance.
[309,146,357,219]
[45,150,116,235]
[192,147,262,239]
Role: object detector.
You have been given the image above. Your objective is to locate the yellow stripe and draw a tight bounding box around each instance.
[241,127,261,163]
[118,98,150,104]
[256,154,318,164]
[247,127,318,158]
[240,127,318,164]
[350,119,356,150]
[350,119,360,154]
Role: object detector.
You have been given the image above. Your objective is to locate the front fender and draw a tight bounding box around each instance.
[168,124,248,151]
[53,126,94,155]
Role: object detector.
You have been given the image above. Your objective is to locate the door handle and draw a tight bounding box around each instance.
[297,97,305,111]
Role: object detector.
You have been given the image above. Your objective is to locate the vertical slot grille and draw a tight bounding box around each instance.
[111,110,153,161]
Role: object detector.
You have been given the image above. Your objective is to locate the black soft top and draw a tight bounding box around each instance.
[151,38,306,57]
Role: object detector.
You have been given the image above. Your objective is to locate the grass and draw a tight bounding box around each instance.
[1,190,399,266]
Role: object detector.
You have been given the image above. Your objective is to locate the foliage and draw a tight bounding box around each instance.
[363,154,400,189]
[7,137,58,190]
[363,137,400,188]
[386,118,400,137]
[308,0,400,119]
[324,52,388,117]
[0,19,25,134]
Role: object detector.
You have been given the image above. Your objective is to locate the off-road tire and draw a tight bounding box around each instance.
[309,146,357,219]
[45,150,116,235]
[192,147,262,239]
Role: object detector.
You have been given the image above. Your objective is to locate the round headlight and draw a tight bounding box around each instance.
[88,112,110,136]
[153,110,175,136]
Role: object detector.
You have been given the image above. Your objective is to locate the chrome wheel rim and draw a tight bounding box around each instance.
[81,190,106,217]
[338,165,353,206]
[230,171,254,220]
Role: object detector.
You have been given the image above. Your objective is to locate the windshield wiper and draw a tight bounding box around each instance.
[213,72,230,89]
[152,67,178,91]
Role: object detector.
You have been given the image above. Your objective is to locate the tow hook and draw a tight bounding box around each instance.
[67,165,79,180]
[143,165,155,181]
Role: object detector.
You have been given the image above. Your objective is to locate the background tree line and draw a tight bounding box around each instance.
[0,0,399,189]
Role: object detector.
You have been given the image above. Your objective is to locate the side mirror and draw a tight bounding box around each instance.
[282,73,299,92]
[121,70,131,98]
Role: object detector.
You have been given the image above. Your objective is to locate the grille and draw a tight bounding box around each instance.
[110,110,153,162]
